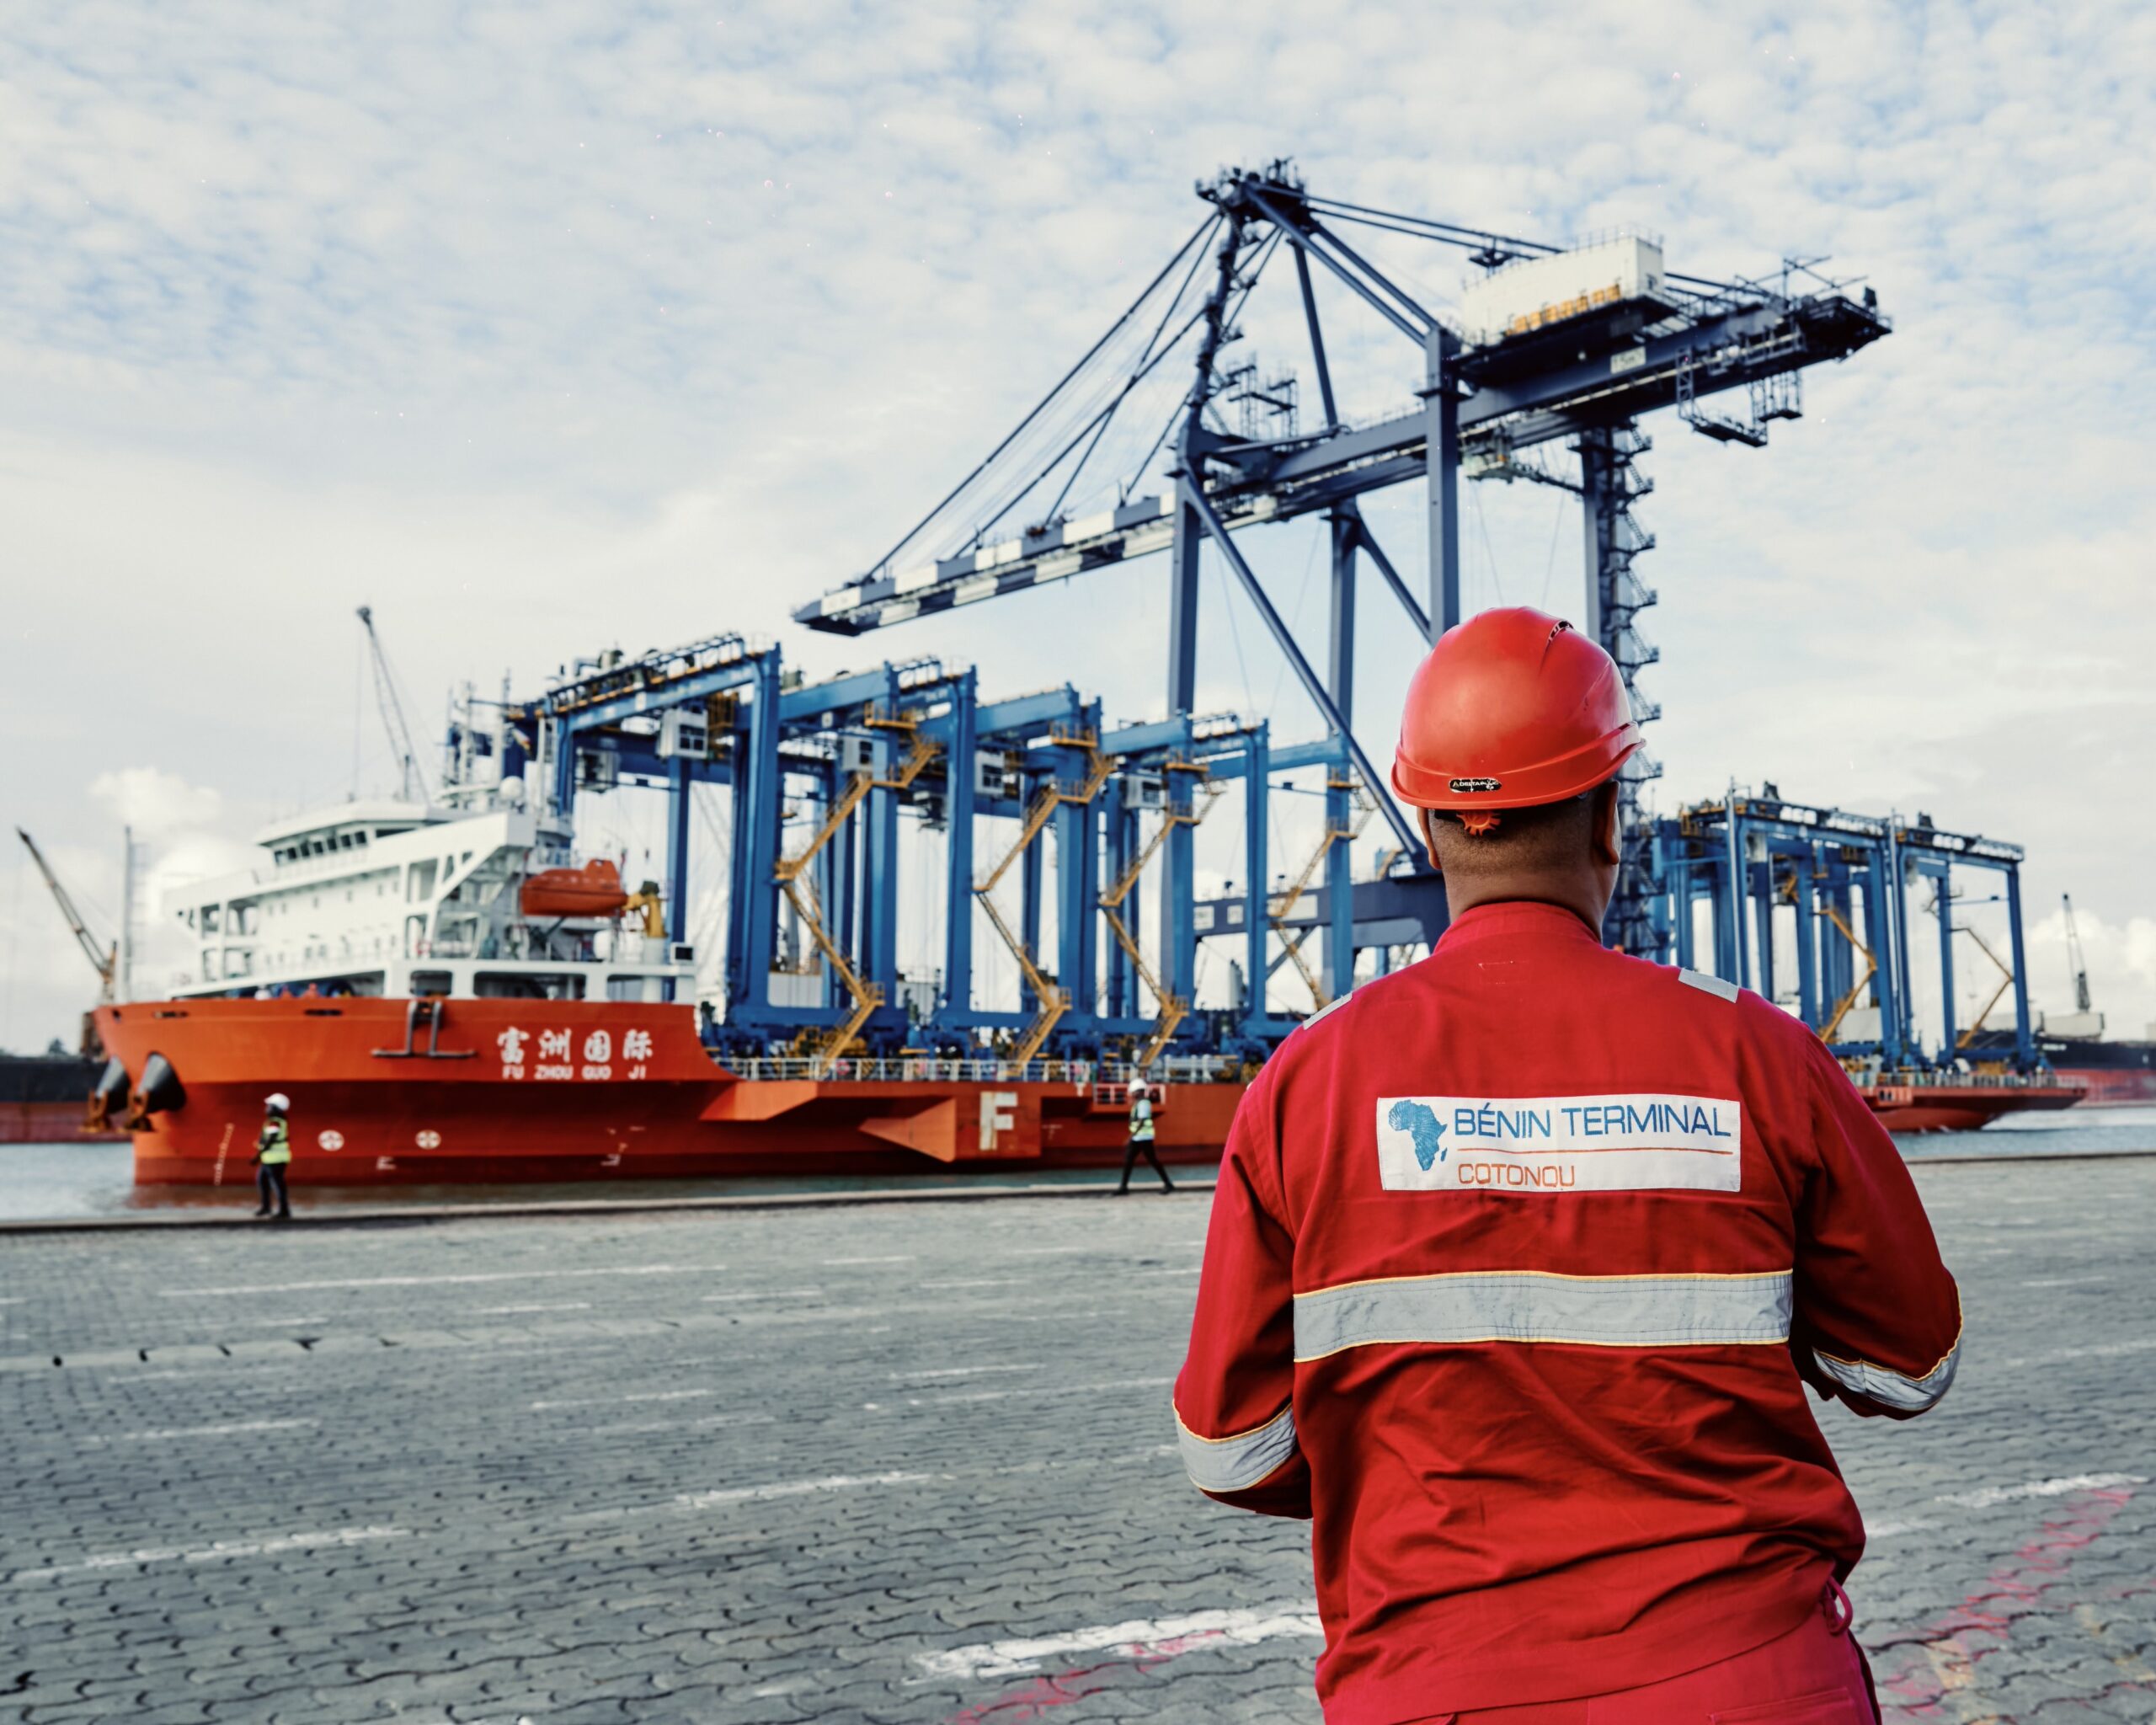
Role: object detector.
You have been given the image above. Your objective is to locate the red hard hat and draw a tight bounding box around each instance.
[1390,606,1641,810]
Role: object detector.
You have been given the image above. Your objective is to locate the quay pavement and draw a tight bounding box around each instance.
[2,1158,2151,1723]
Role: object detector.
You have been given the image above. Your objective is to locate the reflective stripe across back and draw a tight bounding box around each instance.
[1294,1268,1793,1361]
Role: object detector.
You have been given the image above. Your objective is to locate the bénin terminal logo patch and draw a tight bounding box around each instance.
[1386,1099,1448,1168]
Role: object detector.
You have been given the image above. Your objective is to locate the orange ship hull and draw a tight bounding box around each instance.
[92,1000,1239,1187]
[1860,1080,2084,1135]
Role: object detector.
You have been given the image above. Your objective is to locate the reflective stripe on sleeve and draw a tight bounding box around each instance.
[1175,1402,1298,1493]
[1812,1334,1961,1413]
[1294,1269,1793,1361]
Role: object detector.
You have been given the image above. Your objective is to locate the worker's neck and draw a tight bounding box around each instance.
[1442,874,1609,939]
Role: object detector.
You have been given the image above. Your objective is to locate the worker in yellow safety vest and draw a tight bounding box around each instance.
[252,1092,293,1221]
[1117,1083,1174,1195]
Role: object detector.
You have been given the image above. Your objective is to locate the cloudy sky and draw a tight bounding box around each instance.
[3,0,2152,1054]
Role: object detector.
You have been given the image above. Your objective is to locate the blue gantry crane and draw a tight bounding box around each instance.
[1649,788,2038,1071]
[793,160,1892,964]
[475,163,2052,1090]
[504,634,1331,1071]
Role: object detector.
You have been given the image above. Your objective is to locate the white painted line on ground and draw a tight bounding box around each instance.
[701,1287,822,1303]
[1934,1471,2145,1509]
[160,1265,723,1298]
[901,1373,1172,1409]
[2020,1274,2111,1288]
[915,1599,1324,1681]
[86,1418,319,1445]
[229,1315,332,1327]
[2001,1336,2156,1369]
[824,1255,916,1265]
[921,1278,1027,1290]
[1866,1470,2148,1539]
[6,1525,411,1584]
[531,1388,716,1411]
[577,1412,776,1438]
[889,1364,1042,1382]
[674,1471,933,1509]
[479,1301,595,1315]
[563,1470,936,1525]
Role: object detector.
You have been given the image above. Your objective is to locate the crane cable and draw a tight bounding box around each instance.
[864,212,1222,583]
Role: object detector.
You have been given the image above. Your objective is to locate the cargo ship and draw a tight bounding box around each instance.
[0,1052,125,1145]
[86,782,2070,1179]
[1961,1028,2156,1108]
[90,794,1241,1187]
[1854,1069,2081,1135]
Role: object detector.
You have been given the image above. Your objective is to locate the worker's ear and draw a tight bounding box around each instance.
[1419,808,1444,873]
[1591,782,1622,868]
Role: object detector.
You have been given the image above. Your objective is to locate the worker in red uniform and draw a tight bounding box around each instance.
[1175,607,1960,1724]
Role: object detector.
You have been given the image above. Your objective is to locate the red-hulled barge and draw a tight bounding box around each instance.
[94,997,1237,1185]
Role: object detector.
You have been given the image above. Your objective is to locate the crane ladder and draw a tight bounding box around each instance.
[1268,779,1375,1009]
[1098,782,1221,1068]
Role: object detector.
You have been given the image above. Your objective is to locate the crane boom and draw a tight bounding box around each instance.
[357,605,432,804]
[2063,893,2093,1014]
[15,828,116,998]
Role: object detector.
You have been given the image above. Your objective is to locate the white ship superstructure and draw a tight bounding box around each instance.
[167,796,692,1004]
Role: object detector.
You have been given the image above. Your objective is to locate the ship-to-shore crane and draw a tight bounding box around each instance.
[2063,893,2094,1017]
[794,160,1892,976]
[359,605,433,804]
[15,827,117,1000]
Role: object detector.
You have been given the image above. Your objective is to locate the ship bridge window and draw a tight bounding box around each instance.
[476,971,587,1001]
[410,969,453,997]
[200,905,221,934]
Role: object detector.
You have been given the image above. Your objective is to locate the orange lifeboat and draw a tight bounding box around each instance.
[520,859,630,920]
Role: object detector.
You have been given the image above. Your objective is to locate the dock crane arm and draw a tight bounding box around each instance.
[15,828,117,1000]
[357,605,434,804]
[2063,894,2093,1014]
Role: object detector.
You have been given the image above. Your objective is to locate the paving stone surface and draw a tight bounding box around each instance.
[1,1160,2150,1723]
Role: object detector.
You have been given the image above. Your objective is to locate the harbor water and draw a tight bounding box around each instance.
[4,1105,2152,1223]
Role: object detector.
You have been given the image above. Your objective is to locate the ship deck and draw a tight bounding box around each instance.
[3,1158,2152,1723]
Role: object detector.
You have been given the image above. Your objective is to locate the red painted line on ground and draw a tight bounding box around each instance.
[1873,1484,2153,1720]
[947,1649,1193,1722]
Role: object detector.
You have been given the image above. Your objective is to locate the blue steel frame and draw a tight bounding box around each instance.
[522,635,1364,1061]
[795,163,1893,974]
[1649,790,2037,1071]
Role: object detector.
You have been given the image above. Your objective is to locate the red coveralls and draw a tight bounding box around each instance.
[1175,900,1961,1722]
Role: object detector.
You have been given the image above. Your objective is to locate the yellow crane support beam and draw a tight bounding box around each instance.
[1269,780,1376,1009]
[1817,902,1879,1044]
[1955,924,2016,1049]
[776,772,874,884]
[874,734,938,791]
[779,877,886,1076]
[977,749,1117,894]
[975,892,1066,1067]
[1095,782,1221,1069]
[971,743,1116,1065]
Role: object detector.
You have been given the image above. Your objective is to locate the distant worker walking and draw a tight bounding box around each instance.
[1117,1083,1173,1194]
[252,1093,293,1221]
[1177,608,1959,1722]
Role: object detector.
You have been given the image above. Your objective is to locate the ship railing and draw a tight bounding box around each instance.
[1880,1065,2063,1090]
[720,1055,1243,1086]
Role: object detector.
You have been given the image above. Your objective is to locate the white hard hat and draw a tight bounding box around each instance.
[264,1092,291,1111]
